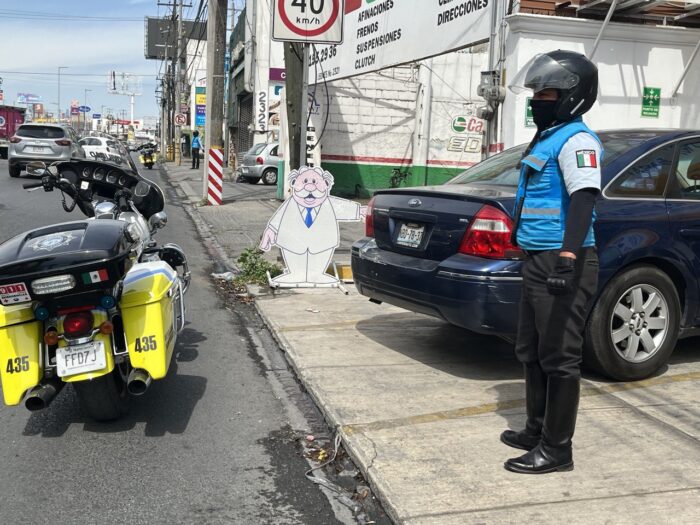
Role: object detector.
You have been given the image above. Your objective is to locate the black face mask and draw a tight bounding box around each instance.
[530,99,558,130]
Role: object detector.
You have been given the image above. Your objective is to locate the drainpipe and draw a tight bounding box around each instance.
[413,60,433,186]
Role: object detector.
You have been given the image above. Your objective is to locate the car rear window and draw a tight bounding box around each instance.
[249,143,267,155]
[17,125,65,139]
[448,133,652,187]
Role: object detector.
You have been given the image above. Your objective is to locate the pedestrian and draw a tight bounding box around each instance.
[191,130,202,169]
[501,50,602,474]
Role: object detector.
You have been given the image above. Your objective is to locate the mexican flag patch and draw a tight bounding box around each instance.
[576,150,598,168]
[82,269,109,285]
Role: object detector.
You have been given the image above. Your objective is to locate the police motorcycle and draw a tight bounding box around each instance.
[137,142,158,170]
[0,158,190,421]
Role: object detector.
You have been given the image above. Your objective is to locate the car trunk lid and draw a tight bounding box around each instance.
[369,184,517,261]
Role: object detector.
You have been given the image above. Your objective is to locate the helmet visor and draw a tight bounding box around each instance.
[508,54,580,94]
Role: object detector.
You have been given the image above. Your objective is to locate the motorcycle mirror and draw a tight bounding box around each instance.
[25,161,47,176]
[149,212,168,231]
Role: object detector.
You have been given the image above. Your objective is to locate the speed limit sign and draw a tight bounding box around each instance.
[272,0,344,44]
[174,113,187,126]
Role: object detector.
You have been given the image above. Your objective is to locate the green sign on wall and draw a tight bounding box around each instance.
[525,97,535,128]
[642,87,661,118]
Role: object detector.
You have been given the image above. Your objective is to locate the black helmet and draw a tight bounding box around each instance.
[509,50,598,122]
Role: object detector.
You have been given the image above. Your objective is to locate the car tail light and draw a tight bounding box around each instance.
[9,136,21,143]
[459,205,523,259]
[55,139,71,146]
[365,197,376,237]
[63,311,94,338]
[256,156,264,165]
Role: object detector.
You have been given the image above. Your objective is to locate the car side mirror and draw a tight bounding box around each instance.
[149,212,168,231]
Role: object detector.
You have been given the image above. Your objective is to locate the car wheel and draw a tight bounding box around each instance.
[262,169,278,186]
[9,163,21,178]
[247,177,261,184]
[584,265,680,381]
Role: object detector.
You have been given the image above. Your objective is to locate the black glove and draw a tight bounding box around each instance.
[546,256,576,296]
[41,175,55,192]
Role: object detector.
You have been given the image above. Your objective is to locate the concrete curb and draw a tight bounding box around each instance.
[251,294,402,525]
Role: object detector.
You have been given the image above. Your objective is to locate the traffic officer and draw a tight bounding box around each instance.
[500,50,602,474]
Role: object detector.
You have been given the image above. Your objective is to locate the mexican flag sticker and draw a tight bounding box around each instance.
[82,269,109,285]
[576,150,597,168]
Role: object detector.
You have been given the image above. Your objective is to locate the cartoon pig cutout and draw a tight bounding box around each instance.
[260,166,367,285]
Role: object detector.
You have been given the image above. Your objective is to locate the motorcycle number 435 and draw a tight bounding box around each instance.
[6,356,30,373]
[134,335,157,352]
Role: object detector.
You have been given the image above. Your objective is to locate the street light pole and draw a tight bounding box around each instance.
[84,88,92,132]
[57,66,68,123]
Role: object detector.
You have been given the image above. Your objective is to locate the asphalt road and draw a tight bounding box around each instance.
[0,158,349,524]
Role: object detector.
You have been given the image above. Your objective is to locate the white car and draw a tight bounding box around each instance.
[78,136,123,163]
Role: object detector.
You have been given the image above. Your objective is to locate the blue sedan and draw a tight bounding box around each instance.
[352,130,700,381]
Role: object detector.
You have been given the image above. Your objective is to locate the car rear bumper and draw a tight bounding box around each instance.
[351,238,523,335]
[9,151,72,166]
[240,165,264,178]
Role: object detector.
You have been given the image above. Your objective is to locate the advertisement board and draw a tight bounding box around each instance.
[309,0,492,84]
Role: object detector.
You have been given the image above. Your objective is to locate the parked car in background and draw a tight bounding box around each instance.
[7,123,84,177]
[240,142,279,185]
[79,136,123,161]
[352,129,700,382]
[0,105,26,159]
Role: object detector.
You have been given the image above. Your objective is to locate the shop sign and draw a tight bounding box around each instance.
[310,0,492,84]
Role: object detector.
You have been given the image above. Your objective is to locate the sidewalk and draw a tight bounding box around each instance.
[163,161,700,524]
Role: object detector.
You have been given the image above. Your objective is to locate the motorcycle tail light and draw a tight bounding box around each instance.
[9,136,21,143]
[99,321,114,335]
[44,330,59,346]
[55,139,71,146]
[459,205,523,260]
[365,197,376,238]
[31,275,76,295]
[63,311,94,338]
[256,156,264,165]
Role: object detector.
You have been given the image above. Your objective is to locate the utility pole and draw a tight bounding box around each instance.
[175,0,184,166]
[203,0,227,199]
[284,42,305,170]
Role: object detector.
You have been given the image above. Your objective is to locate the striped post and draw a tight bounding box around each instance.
[207,147,224,206]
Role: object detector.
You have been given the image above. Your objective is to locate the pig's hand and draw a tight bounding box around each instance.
[259,227,277,252]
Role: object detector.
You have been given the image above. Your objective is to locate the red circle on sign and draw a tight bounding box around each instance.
[278,0,340,37]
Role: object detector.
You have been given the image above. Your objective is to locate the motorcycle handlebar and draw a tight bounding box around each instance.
[22,182,44,190]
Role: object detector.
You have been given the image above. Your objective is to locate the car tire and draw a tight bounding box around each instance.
[8,163,21,178]
[262,169,278,186]
[584,265,680,381]
[247,177,261,184]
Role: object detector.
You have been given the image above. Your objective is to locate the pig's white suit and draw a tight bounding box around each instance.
[267,196,361,284]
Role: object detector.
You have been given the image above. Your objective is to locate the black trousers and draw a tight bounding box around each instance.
[191,147,200,168]
[515,249,599,379]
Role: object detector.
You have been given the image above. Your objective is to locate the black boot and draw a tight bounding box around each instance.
[500,363,547,451]
[504,376,580,474]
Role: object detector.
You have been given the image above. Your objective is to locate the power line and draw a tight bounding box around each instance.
[0,70,151,77]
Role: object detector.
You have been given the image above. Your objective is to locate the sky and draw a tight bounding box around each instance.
[0,0,219,120]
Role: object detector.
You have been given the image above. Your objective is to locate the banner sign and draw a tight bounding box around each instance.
[309,0,492,84]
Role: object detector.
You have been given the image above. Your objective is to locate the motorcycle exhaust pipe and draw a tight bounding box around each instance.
[127,368,152,396]
[24,380,65,411]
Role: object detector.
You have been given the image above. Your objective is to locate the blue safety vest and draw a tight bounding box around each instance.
[514,117,602,251]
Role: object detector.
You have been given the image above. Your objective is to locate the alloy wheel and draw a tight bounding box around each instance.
[609,284,669,363]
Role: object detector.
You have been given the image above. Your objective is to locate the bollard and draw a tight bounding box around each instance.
[207,147,224,206]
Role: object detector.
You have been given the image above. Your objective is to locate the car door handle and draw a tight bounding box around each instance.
[679,228,700,239]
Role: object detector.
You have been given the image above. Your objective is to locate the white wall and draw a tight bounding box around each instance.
[503,14,700,148]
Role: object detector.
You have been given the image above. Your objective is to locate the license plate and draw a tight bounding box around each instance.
[56,341,106,377]
[396,223,424,248]
[241,166,249,173]
[31,146,46,152]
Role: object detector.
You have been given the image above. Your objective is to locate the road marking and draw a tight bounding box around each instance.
[342,370,700,436]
